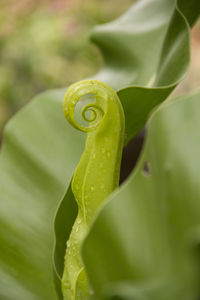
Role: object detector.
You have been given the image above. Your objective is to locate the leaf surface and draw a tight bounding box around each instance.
[83,90,200,300]
[0,90,84,300]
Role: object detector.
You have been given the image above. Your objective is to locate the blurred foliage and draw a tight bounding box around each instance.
[174,23,200,95]
[0,0,133,135]
[0,0,199,137]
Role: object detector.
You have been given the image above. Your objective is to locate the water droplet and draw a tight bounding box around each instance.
[64,281,70,288]
[90,185,94,191]
[106,151,110,157]
[142,161,151,176]
[67,241,71,247]
[92,153,96,159]
[75,226,79,233]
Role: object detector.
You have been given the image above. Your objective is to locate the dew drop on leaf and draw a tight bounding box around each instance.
[106,151,111,157]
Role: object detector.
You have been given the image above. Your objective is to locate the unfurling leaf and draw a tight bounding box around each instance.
[62,80,125,299]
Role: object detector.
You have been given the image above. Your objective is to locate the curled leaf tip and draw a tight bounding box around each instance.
[62,79,125,300]
[63,79,119,132]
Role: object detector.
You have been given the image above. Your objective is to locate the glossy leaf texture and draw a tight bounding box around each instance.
[0,0,199,300]
[83,90,200,300]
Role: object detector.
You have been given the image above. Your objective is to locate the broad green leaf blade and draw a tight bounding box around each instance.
[92,0,199,89]
[92,0,175,89]
[0,90,85,300]
[83,90,200,300]
[118,87,172,143]
[117,0,194,142]
[92,0,200,143]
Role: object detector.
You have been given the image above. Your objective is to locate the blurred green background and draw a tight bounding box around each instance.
[0,0,199,142]
[0,0,133,138]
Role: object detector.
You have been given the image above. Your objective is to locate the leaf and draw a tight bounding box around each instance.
[0,90,84,300]
[83,90,200,300]
[54,0,200,289]
[0,0,199,299]
[92,0,200,142]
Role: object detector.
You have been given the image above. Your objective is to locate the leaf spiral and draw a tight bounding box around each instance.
[62,79,125,300]
[63,80,110,132]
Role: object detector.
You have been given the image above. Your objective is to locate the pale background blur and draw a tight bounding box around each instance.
[0,0,199,139]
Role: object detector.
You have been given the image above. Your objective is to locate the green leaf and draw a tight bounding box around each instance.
[0,0,199,299]
[54,0,200,289]
[83,90,200,300]
[92,0,200,142]
[0,90,84,300]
